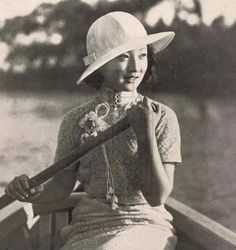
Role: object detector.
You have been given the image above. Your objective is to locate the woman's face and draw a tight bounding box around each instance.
[99,47,148,92]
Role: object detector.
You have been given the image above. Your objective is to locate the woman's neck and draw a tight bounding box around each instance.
[99,84,138,96]
[97,85,139,108]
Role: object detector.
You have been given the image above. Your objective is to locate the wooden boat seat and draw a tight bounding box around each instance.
[0,193,236,250]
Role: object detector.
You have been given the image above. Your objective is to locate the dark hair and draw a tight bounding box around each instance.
[142,45,156,84]
[84,69,104,90]
[84,45,156,90]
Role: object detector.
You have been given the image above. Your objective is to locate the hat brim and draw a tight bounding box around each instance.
[77,31,175,84]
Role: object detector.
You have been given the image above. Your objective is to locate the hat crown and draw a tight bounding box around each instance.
[86,12,147,60]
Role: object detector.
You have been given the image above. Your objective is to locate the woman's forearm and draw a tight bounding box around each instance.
[137,131,173,206]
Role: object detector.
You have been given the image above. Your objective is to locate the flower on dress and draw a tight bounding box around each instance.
[79,103,110,143]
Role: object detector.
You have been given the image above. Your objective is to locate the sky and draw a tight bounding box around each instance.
[0,0,235,70]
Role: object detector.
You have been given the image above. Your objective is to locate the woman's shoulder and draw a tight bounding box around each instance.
[139,94,179,132]
[62,99,96,125]
[140,94,178,121]
[57,99,98,146]
[159,102,176,118]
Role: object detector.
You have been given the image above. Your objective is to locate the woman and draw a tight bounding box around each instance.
[5,12,181,250]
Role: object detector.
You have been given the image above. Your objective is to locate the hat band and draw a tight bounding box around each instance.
[83,52,97,66]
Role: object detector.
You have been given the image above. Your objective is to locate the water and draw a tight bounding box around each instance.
[0,90,235,232]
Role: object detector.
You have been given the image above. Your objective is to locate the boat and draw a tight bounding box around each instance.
[0,193,236,250]
[0,118,235,249]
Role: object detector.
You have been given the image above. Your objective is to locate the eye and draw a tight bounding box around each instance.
[118,53,130,61]
[139,52,147,59]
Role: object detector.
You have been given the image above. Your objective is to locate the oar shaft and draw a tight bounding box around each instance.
[0,117,130,209]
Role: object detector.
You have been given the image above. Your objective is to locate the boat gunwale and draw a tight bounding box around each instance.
[0,194,235,250]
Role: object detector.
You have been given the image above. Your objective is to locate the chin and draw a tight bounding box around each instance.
[114,84,136,92]
[124,85,138,92]
[120,81,141,92]
[108,80,142,92]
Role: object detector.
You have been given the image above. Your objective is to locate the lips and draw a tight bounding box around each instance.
[123,75,139,81]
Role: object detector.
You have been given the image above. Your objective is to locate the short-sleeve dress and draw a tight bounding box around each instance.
[54,87,182,250]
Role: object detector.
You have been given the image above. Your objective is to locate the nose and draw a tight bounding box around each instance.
[127,55,141,73]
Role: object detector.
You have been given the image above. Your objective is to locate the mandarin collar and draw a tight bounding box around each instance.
[96,87,140,110]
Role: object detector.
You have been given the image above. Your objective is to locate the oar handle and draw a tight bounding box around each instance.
[0,117,130,210]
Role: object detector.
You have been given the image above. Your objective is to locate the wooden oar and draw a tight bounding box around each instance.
[0,117,130,210]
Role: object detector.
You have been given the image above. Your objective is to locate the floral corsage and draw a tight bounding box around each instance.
[79,102,110,144]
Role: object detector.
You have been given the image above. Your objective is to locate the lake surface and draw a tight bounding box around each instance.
[0,90,235,232]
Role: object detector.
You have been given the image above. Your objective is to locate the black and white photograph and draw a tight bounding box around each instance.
[0,0,235,249]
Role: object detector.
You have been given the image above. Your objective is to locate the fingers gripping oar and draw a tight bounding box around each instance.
[0,117,130,210]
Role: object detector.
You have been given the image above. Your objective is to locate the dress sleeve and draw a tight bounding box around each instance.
[54,114,76,163]
[155,106,182,165]
[53,110,82,174]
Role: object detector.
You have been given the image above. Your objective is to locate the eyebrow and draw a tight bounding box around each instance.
[139,48,147,51]
[123,48,147,54]
[117,48,147,58]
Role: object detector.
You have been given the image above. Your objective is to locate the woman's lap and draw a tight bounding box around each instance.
[61,224,177,250]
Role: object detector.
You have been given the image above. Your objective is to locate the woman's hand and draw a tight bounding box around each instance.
[127,97,161,138]
[5,174,44,202]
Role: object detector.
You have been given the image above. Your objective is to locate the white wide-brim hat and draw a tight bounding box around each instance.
[77,11,175,84]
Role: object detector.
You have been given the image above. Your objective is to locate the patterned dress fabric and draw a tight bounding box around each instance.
[54,87,182,250]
